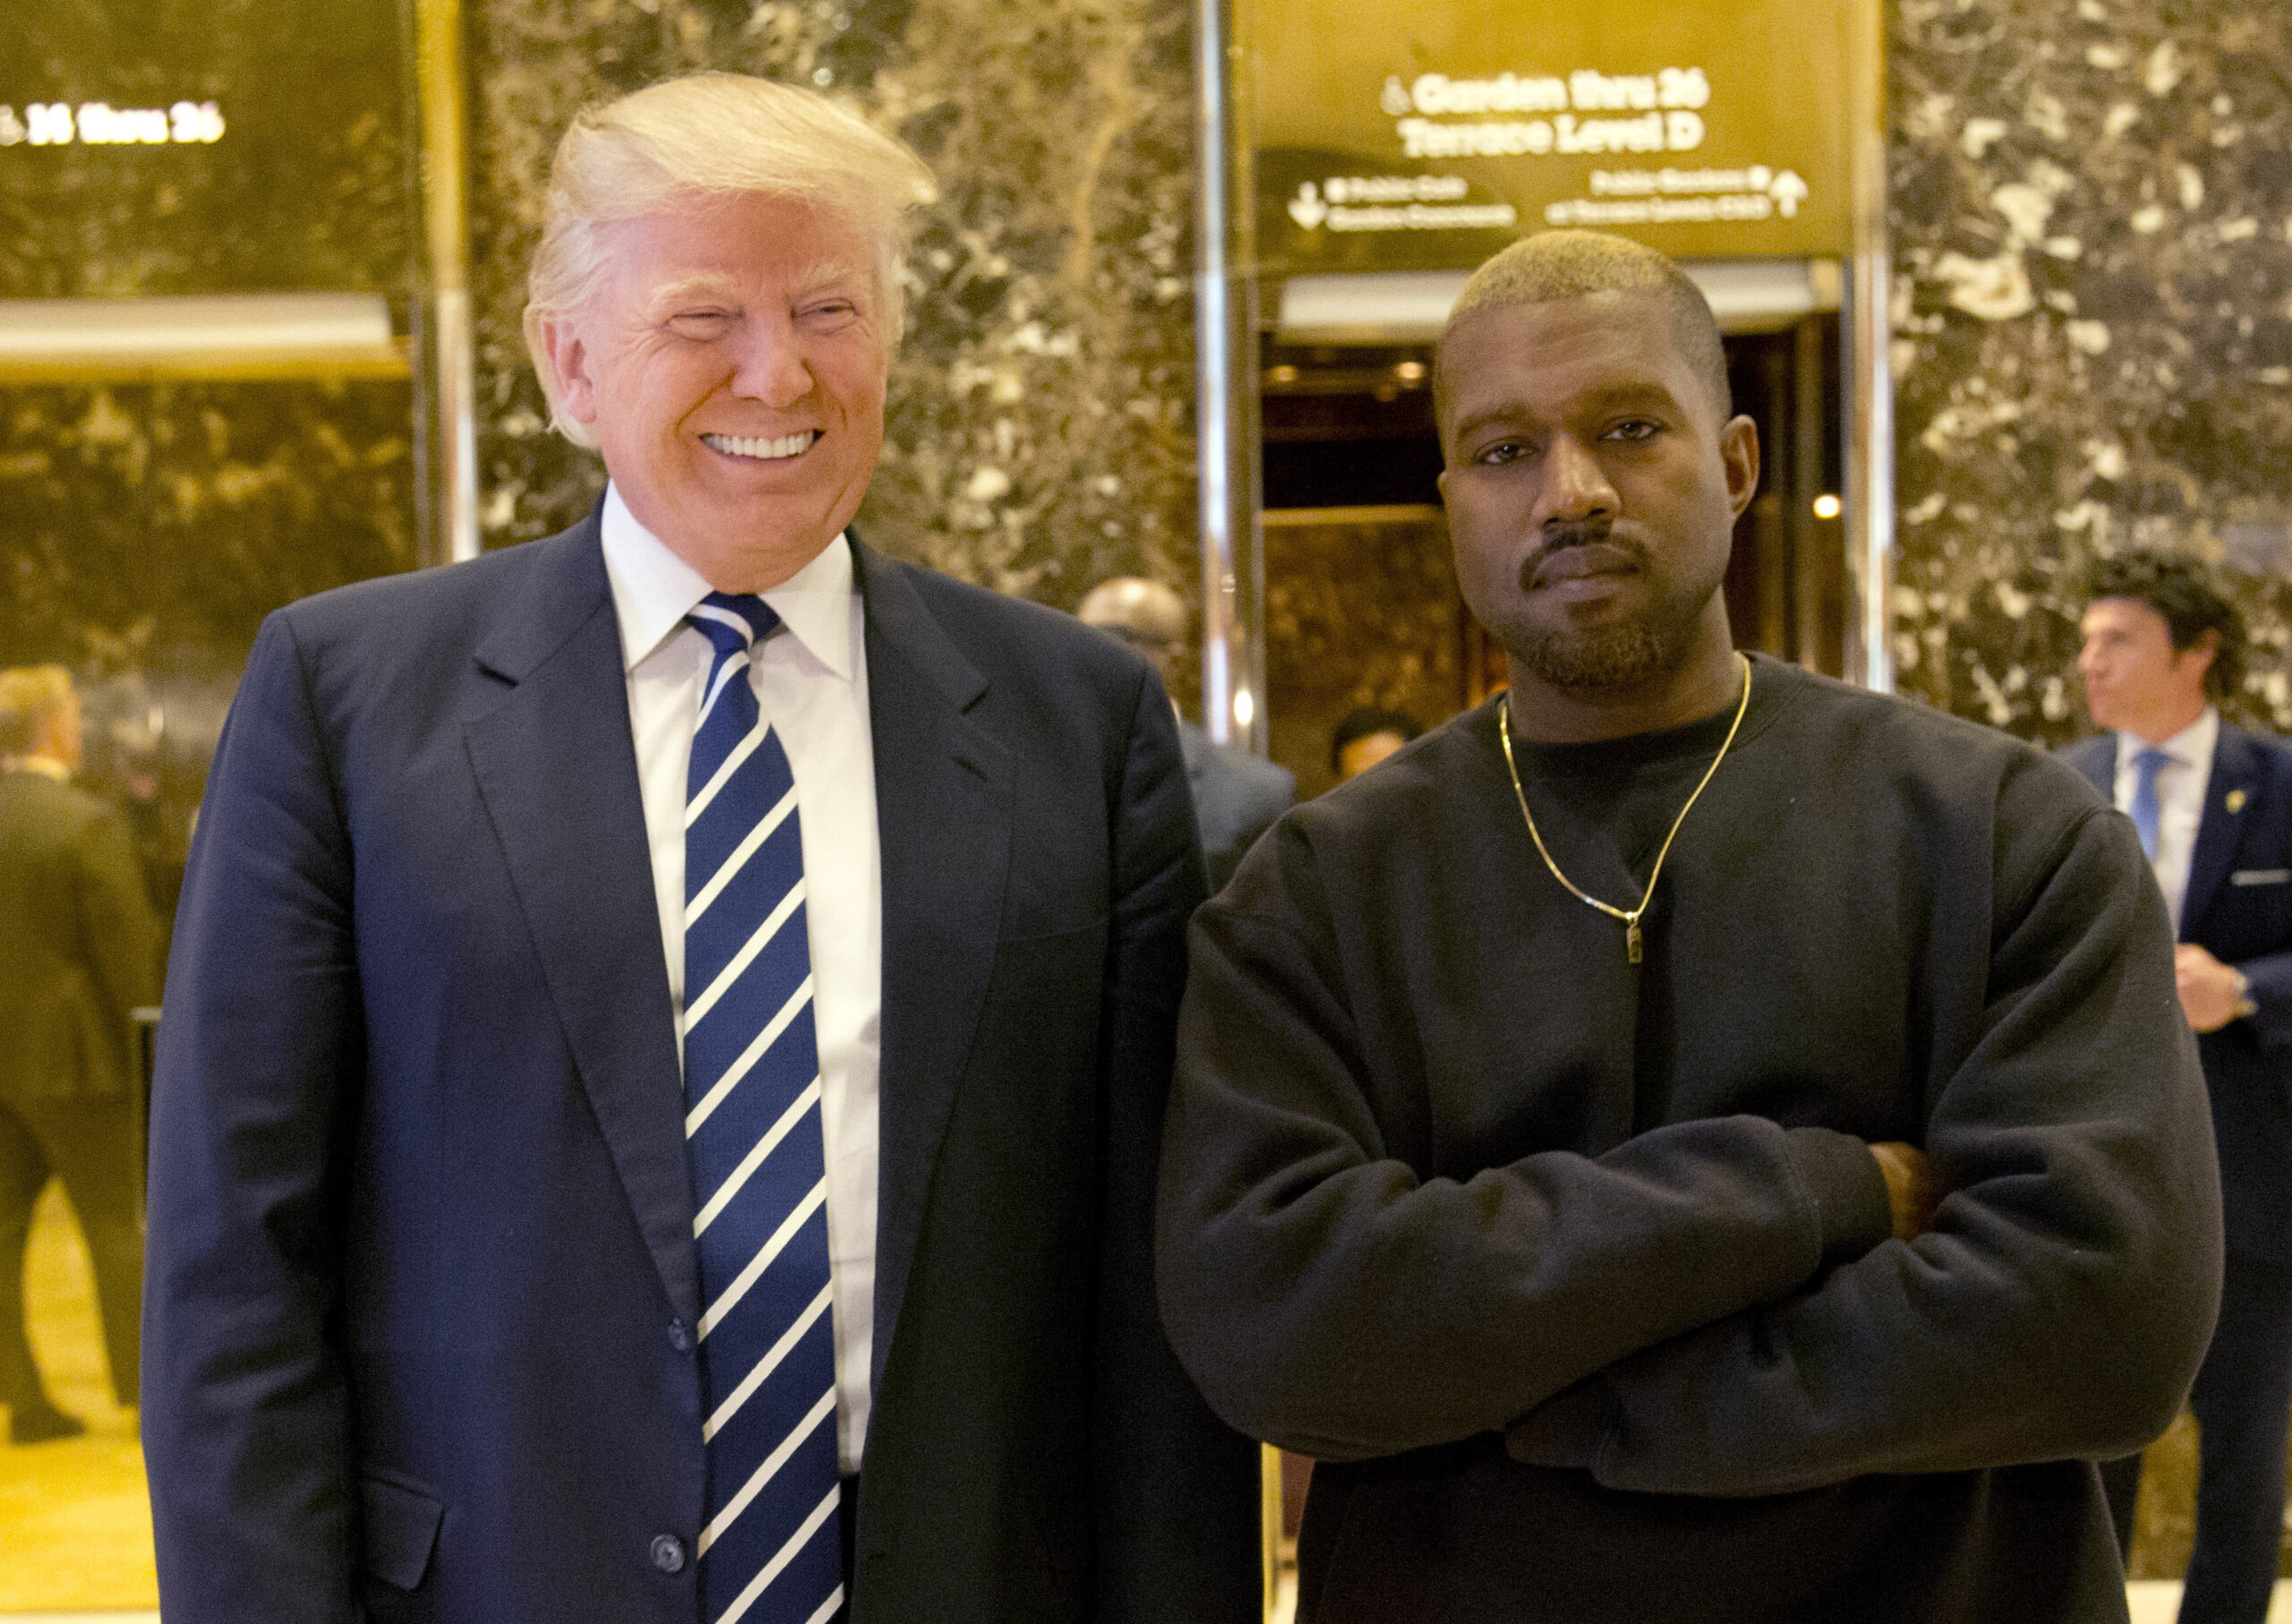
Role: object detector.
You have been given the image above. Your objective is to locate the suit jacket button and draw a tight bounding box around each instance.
[651,1534,688,1574]
[668,1318,691,1353]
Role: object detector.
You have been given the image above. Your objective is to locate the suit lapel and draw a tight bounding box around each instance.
[852,538,1014,1396]
[2185,723,2260,938]
[462,517,697,1327]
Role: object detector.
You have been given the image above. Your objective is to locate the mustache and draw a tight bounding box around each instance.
[1518,524,1652,588]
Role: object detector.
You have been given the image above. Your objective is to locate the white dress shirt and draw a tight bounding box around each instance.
[600,484,882,1472]
[2112,706,2219,933]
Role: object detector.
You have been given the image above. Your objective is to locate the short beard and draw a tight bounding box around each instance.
[1504,529,1717,694]
[1513,620,1680,692]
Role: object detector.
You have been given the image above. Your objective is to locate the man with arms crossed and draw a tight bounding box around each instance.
[2068,554,2292,1624]
[1158,231,2221,1621]
[143,75,1255,1624]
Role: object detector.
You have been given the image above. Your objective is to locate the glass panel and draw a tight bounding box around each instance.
[0,377,419,1614]
[0,0,420,1606]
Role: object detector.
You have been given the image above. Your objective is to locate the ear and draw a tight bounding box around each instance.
[535,310,603,429]
[2179,628,2220,681]
[1720,415,1760,520]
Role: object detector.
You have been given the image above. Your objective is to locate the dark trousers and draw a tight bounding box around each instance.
[0,1095,141,1409]
[2103,1251,2292,1624]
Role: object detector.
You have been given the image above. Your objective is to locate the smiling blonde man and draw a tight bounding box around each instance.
[143,74,1256,1624]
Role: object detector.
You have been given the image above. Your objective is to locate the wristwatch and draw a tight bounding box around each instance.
[2233,968,2259,1022]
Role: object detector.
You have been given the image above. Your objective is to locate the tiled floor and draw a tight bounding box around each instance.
[0,1185,154,1611]
[2128,1579,2292,1621]
[1259,1580,2292,1624]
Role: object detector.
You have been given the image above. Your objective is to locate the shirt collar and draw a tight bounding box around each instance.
[2119,705,2218,769]
[599,483,857,681]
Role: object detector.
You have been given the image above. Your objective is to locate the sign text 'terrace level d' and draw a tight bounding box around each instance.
[1247,0,1852,273]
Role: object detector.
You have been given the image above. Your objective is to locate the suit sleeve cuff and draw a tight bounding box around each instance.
[1787,1126,1894,1270]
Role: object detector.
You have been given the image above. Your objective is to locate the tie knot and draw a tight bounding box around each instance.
[2134,747,2171,780]
[688,593,781,659]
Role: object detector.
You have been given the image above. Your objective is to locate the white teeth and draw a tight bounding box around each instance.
[702,431,817,460]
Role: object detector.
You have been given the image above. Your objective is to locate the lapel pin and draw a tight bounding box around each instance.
[2228,789,2249,814]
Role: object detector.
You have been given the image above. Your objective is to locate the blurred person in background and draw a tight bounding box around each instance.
[0,663,156,1442]
[1328,706,1422,784]
[2067,552,2292,1624]
[1078,576,1293,891]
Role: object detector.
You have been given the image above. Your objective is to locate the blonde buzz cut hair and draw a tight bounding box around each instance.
[521,73,937,447]
[1434,229,1732,430]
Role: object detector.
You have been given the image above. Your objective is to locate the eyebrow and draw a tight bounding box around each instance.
[643,262,874,317]
[646,275,743,313]
[789,260,872,300]
[1447,380,1685,449]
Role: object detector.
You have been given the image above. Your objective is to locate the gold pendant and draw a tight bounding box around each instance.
[1627,919,1643,965]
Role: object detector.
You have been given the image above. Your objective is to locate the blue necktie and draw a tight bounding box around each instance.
[2131,746,2170,862]
[682,594,844,1624]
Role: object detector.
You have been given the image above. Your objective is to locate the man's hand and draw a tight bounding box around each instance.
[1869,1142,1937,1242]
[2175,943,2245,1033]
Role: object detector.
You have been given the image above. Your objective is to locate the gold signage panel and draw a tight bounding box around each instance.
[1249,0,1853,272]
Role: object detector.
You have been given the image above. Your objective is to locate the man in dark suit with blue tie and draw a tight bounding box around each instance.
[2068,551,2292,1623]
[141,74,1257,1624]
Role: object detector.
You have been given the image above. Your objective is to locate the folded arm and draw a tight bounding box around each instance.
[2228,944,2292,1048]
[1507,808,2222,1495]
[1155,832,1894,1465]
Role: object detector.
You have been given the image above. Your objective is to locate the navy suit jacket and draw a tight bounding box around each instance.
[2065,722,2292,1260]
[1177,722,1294,894]
[142,511,1259,1623]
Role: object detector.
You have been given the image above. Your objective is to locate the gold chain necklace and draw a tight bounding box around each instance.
[1497,653,1753,966]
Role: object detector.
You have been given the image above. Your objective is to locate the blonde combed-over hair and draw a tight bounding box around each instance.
[521,73,936,447]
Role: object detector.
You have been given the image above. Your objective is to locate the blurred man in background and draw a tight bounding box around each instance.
[1078,576,1293,891]
[0,664,156,1442]
[1328,706,1422,784]
[2068,553,2292,1624]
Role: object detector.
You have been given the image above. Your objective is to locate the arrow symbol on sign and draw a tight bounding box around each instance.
[1769,169,1809,218]
[1288,181,1329,231]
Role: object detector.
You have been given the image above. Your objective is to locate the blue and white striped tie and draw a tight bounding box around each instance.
[682,593,844,1624]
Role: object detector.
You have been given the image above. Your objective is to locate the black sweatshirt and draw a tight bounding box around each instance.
[1158,656,2223,1623]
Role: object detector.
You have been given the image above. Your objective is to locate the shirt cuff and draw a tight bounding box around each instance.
[1787,1126,1895,1270]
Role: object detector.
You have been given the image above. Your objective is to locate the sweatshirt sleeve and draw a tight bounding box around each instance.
[1505,803,2223,1495]
[1155,833,1894,1463]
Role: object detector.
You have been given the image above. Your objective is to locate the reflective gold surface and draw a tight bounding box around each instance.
[0,1187,153,1611]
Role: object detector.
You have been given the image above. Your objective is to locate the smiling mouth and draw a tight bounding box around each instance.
[702,431,819,461]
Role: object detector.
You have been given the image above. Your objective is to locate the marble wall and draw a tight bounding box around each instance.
[0,0,422,923]
[1889,0,2292,746]
[466,0,1202,634]
[0,0,413,296]
[1262,507,1469,798]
